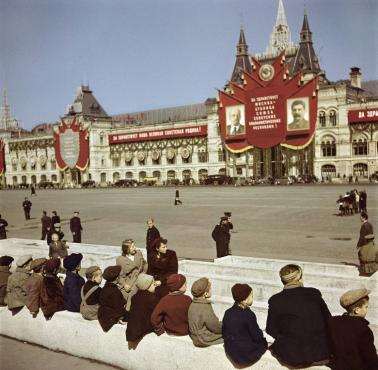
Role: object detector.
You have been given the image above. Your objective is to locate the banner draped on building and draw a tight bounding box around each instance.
[218,52,319,152]
[0,139,5,176]
[54,117,89,171]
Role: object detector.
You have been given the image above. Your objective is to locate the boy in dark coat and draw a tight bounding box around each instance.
[223,283,267,367]
[98,265,128,332]
[0,255,14,306]
[63,253,85,312]
[0,215,9,239]
[25,258,47,317]
[22,197,32,220]
[146,218,160,256]
[211,216,231,258]
[266,264,331,368]
[328,288,378,370]
[80,266,102,320]
[151,274,192,336]
[40,258,65,319]
[126,273,160,345]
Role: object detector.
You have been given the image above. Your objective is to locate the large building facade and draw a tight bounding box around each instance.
[1,1,377,187]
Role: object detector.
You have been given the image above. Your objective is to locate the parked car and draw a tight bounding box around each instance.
[204,175,233,185]
[142,177,158,186]
[114,179,139,187]
[82,180,96,188]
[38,181,55,189]
[166,179,180,186]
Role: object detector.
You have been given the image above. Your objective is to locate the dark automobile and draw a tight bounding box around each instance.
[114,179,139,187]
[38,181,55,189]
[204,175,233,185]
[81,180,96,188]
[166,179,180,186]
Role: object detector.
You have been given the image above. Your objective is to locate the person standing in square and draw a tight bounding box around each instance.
[70,211,83,243]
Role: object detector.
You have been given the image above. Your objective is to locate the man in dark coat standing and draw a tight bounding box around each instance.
[40,211,51,240]
[70,211,83,243]
[22,197,32,220]
[357,212,374,248]
[0,215,9,240]
[266,264,331,368]
[212,216,231,258]
[51,211,60,227]
[146,218,160,256]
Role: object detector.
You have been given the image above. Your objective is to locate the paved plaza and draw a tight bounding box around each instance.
[1,184,376,264]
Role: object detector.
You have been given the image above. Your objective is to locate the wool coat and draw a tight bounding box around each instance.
[98,282,127,332]
[188,297,223,347]
[0,266,12,305]
[70,216,83,243]
[25,273,44,313]
[358,240,378,274]
[0,217,9,239]
[6,267,30,309]
[51,215,61,227]
[222,304,267,366]
[147,249,178,283]
[211,223,231,258]
[40,273,65,318]
[116,251,147,310]
[126,290,160,342]
[266,286,331,367]
[151,292,192,336]
[49,241,69,259]
[146,226,160,254]
[63,271,85,312]
[357,221,374,247]
[328,314,378,370]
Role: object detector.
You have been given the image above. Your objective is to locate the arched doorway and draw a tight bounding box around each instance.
[21,176,27,184]
[126,172,133,179]
[41,175,47,182]
[198,169,208,184]
[353,163,368,178]
[113,172,120,182]
[321,164,336,179]
[100,173,107,183]
[152,170,161,180]
[139,171,147,181]
[31,175,37,184]
[167,170,176,180]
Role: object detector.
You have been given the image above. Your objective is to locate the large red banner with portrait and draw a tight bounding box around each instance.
[0,139,5,176]
[218,52,319,151]
[54,117,89,171]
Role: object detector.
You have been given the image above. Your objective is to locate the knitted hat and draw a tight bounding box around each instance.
[44,258,61,273]
[85,266,101,280]
[30,258,47,271]
[103,265,122,281]
[63,253,83,271]
[340,288,371,309]
[0,255,14,266]
[191,277,210,297]
[16,255,33,267]
[231,283,252,302]
[136,273,154,290]
[279,265,302,284]
[166,274,186,292]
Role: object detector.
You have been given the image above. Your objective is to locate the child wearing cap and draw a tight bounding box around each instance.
[40,258,65,319]
[188,277,223,347]
[63,253,85,312]
[328,288,378,370]
[150,273,192,336]
[0,256,14,306]
[6,255,33,313]
[126,273,161,345]
[98,265,128,332]
[223,283,267,367]
[266,264,331,368]
[25,258,47,317]
[80,266,102,320]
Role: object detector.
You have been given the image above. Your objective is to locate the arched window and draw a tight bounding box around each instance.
[182,169,191,180]
[329,110,337,126]
[51,174,58,182]
[21,176,27,184]
[152,171,161,179]
[100,173,107,183]
[353,163,368,178]
[321,136,336,157]
[198,169,208,183]
[319,111,326,127]
[31,175,37,184]
[139,171,147,181]
[321,164,336,178]
[113,172,120,182]
[13,176,18,185]
[41,175,47,182]
[167,170,176,180]
[352,138,368,155]
[126,171,133,179]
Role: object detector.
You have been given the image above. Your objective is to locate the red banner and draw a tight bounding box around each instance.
[218,52,319,151]
[0,139,4,176]
[54,117,89,171]
[348,108,378,123]
[109,125,207,144]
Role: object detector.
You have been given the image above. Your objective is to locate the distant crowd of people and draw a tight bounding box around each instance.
[336,189,367,216]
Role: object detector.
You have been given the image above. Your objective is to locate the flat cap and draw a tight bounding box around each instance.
[340,288,371,309]
[191,277,210,297]
[166,274,186,292]
[16,255,33,267]
[31,258,47,271]
[136,273,154,290]
[63,253,83,271]
[0,255,14,266]
[103,265,121,281]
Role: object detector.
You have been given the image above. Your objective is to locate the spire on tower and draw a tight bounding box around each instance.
[275,0,288,26]
[1,89,11,130]
[230,28,252,84]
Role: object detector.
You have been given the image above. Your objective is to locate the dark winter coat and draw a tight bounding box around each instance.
[0,218,9,239]
[40,273,65,318]
[63,271,85,312]
[25,273,43,313]
[212,223,231,258]
[222,304,267,366]
[6,267,30,309]
[22,200,32,210]
[147,249,178,283]
[146,226,160,254]
[0,265,12,305]
[126,290,160,342]
[41,215,51,231]
[51,215,61,227]
[357,221,374,247]
[98,282,127,332]
[266,286,331,367]
[328,314,378,370]
[151,292,192,336]
[49,241,69,259]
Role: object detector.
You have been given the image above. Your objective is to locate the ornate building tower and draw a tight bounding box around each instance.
[1,89,11,130]
[230,28,252,84]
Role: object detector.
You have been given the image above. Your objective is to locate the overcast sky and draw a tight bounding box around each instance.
[1,0,377,129]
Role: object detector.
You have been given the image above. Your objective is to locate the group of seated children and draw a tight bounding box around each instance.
[0,243,377,369]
